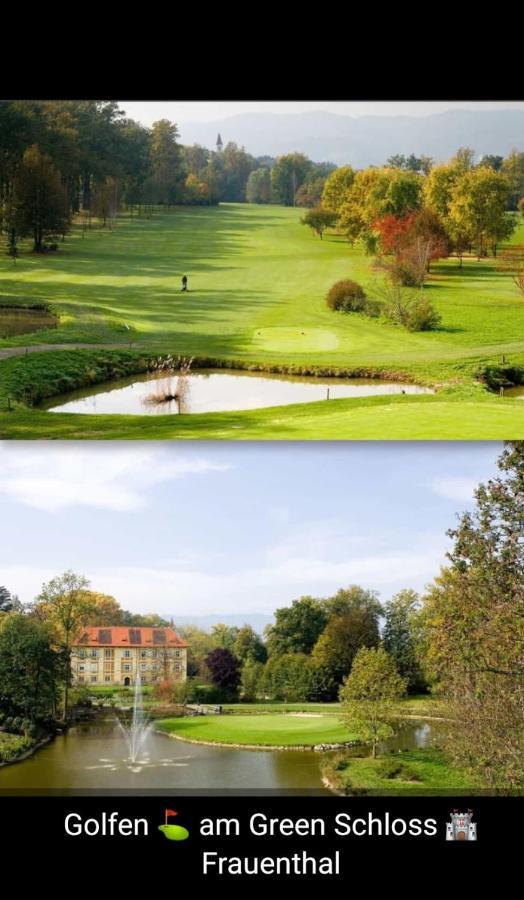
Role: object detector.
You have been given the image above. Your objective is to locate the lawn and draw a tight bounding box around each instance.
[155,713,354,747]
[1,203,524,438]
[324,749,488,796]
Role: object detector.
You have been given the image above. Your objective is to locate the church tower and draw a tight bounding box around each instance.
[216,133,223,152]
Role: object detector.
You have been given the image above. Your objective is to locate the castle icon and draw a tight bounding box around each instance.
[446,810,477,841]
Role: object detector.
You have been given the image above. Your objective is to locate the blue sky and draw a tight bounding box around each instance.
[0,441,502,619]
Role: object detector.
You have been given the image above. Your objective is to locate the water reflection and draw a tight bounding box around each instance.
[0,718,440,794]
[45,369,432,416]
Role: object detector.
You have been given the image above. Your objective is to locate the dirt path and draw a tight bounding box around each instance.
[0,343,132,360]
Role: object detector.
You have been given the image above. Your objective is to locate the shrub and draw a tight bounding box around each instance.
[363,299,381,318]
[11,717,23,733]
[406,296,441,332]
[4,717,13,731]
[153,679,191,705]
[326,280,367,312]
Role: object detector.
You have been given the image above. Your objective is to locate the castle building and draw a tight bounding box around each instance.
[71,626,188,687]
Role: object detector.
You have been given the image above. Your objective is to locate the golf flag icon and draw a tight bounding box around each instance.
[159,809,190,841]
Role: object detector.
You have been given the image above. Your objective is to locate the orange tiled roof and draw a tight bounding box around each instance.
[73,626,188,648]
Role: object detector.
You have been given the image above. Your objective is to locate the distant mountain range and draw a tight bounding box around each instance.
[172,613,273,633]
[179,109,524,167]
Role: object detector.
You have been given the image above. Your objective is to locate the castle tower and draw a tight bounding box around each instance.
[216,133,223,152]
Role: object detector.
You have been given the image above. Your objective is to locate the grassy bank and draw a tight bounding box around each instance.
[0,732,34,764]
[322,749,486,795]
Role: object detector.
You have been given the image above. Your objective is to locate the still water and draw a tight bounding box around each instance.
[0,718,439,794]
[0,307,57,338]
[503,385,524,399]
[44,369,432,416]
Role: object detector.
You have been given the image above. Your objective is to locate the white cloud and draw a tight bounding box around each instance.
[428,476,478,503]
[0,538,447,616]
[0,444,232,512]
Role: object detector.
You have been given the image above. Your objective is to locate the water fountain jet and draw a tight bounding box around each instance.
[115,671,153,767]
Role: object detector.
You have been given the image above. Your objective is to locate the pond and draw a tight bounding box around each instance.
[0,307,57,338]
[503,385,524,399]
[44,369,432,416]
[0,717,441,795]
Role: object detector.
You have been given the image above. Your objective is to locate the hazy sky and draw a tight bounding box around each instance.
[120,101,524,127]
[0,441,502,618]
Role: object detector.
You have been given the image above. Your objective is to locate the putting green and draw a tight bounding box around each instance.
[155,714,353,747]
[253,327,340,352]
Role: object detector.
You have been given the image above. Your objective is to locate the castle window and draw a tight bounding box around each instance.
[124,650,131,658]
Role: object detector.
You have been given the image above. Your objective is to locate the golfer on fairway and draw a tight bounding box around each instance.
[181,275,188,292]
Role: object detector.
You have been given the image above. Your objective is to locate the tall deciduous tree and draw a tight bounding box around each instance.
[312,589,381,687]
[383,590,425,692]
[270,153,311,206]
[321,165,355,214]
[449,167,515,258]
[0,615,62,721]
[149,119,183,206]
[13,145,70,251]
[422,442,524,789]
[265,596,327,656]
[339,646,406,758]
[33,571,93,718]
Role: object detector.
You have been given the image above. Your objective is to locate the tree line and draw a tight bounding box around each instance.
[0,101,336,256]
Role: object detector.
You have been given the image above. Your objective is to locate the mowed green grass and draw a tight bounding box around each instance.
[156,714,354,747]
[1,203,524,439]
[1,203,523,366]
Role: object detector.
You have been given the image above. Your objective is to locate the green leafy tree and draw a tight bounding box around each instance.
[211,623,239,652]
[301,206,336,239]
[449,167,515,258]
[0,615,62,721]
[177,624,215,678]
[383,590,425,692]
[149,119,183,206]
[265,596,327,656]
[91,177,118,226]
[263,653,313,701]
[13,145,70,251]
[339,646,406,758]
[322,166,355,214]
[32,571,93,718]
[0,586,14,613]
[271,153,311,206]
[240,659,265,701]
[421,442,524,789]
[502,149,524,210]
[234,625,267,664]
[310,586,382,691]
[246,167,272,203]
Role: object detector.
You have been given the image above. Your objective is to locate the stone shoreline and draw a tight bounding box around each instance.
[155,729,358,753]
